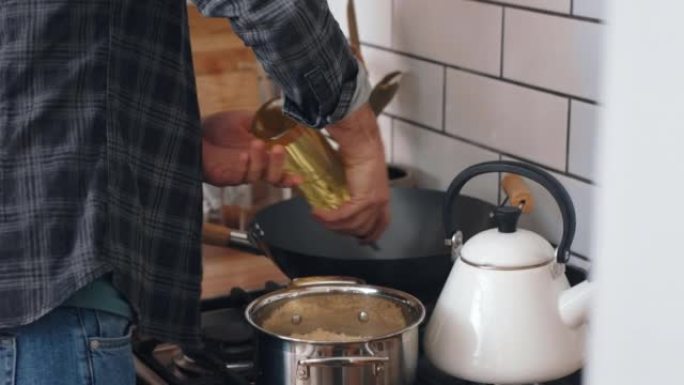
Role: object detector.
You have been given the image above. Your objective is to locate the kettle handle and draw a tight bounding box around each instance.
[443,161,576,263]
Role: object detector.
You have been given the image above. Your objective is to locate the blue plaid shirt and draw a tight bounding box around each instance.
[0,0,358,345]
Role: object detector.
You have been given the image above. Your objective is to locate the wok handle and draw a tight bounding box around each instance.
[201,222,263,255]
[502,174,535,214]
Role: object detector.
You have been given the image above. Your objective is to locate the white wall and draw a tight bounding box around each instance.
[586,1,684,384]
[328,0,604,259]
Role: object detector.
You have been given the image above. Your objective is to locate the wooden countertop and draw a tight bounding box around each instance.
[201,245,288,299]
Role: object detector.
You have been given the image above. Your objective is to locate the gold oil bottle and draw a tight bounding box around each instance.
[250,98,351,210]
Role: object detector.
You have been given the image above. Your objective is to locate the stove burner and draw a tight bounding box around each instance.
[172,354,214,375]
[201,308,253,345]
[134,280,584,385]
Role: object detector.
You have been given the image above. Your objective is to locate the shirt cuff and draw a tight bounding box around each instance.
[332,59,372,122]
[282,58,370,128]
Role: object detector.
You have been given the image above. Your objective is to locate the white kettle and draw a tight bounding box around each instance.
[424,161,592,384]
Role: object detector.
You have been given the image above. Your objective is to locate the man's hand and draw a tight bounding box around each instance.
[314,104,390,243]
[202,110,301,187]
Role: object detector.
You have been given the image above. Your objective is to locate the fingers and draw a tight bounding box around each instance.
[202,139,250,186]
[275,174,303,188]
[363,205,390,243]
[313,200,372,224]
[315,202,373,233]
[313,197,389,242]
[243,141,302,188]
[201,110,256,146]
[265,145,286,184]
[202,109,303,187]
[245,141,268,183]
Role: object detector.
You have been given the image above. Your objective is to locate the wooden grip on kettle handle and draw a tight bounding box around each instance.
[502,174,534,214]
[202,222,233,247]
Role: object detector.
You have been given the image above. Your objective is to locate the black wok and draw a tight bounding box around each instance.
[203,187,495,303]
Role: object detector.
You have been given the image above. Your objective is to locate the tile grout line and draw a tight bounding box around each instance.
[565,99,572,173]
[360,42,599,105]
[389,0,394,48]
[385,113,596,186]
[502,152,593,185]
[571,252,591,262]
[441,66,447,132]
[499,7,506,78]
[464,0,601,24]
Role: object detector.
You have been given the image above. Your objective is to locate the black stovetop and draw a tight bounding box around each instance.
[133,282,582,385]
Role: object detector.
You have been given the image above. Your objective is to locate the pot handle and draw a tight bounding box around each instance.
[297,356,389,380]
[443,161,576,263]
[298,356,389,367]
[297,342,388,380]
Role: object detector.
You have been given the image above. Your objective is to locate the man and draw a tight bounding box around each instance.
[0,0,389,383]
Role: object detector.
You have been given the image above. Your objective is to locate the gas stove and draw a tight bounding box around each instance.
[133,281,583,385]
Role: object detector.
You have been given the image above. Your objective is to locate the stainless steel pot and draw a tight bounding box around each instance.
[245,282,425,385]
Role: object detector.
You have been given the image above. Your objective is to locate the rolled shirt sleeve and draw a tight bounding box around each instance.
[191,0,362,128]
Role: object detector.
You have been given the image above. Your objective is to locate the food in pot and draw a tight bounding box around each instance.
[259,293,407,342]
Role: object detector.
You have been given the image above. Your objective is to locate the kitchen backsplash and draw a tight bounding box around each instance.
[327,0,604,260]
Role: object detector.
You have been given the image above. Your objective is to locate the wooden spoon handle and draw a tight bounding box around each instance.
[202,222,233,247]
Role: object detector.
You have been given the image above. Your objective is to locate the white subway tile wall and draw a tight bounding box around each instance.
[328,0,394,47]
[363,47,444,129]
[573,0,606,20]
[393,120,500,204]
[493,0,570,13]
[445,69,568,169]
[569,101,600,180]
[503,157,596,257]
[503,9,603,100]
[354,0,393,47]
[327,0,349,36]
[393,0,502,75]
[326,0,604,258]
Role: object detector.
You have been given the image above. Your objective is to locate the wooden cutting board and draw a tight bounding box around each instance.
[188,4,262,115]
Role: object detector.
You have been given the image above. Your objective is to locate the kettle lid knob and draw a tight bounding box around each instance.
[494,206,522,234]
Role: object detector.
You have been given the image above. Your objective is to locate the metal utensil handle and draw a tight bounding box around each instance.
[298,356,389,367]
[443,161,576,263]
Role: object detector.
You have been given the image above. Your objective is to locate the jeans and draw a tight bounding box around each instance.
[0,307,135,385]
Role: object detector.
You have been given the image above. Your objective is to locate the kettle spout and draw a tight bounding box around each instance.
[558,280,592,328]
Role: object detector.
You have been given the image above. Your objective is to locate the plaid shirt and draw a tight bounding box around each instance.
[0,0,357,345]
